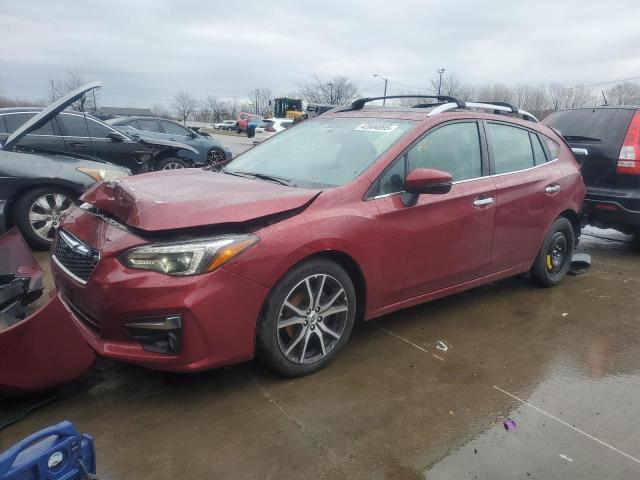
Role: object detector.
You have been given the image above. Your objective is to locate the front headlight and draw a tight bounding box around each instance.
[77,167,130,182]
[120,235,259,276]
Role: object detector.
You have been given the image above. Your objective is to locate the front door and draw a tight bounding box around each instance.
[59,113,138,170]
[373,120,497,305]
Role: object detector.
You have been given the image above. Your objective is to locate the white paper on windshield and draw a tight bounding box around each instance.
[354,123,399,133]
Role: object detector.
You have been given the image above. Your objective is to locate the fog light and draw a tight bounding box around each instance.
[124,315,182,355]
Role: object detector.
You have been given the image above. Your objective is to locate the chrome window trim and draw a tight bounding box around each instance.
[62,112,128,137]
[370,174,490,200]
[491,158,558,178]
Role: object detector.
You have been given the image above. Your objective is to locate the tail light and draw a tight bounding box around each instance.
[616,111,640,174]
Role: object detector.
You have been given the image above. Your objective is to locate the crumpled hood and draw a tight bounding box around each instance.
[81,169,321,232]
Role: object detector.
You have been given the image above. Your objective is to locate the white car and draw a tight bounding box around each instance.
[253,118,294,142]
[213,120,237,130]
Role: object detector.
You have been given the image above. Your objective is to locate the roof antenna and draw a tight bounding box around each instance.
[81,93,97,158]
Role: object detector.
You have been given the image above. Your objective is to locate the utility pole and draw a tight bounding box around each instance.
[50,80,56,102]
[327,82,334,104]
[437,68,445,96]
[373,74,388,105]
[252,90,259,114]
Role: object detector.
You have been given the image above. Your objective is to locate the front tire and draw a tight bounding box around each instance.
[13,187,77,250]
[256,259,356,377]
[531,217,575,287]
[156,157,189,171]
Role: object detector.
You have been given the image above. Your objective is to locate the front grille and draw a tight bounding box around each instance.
[53,230,100,283]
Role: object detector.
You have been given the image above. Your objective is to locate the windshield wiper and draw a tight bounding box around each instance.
[222,169,293,187]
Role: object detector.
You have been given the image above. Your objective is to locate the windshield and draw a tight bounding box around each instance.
[227,117,415,187]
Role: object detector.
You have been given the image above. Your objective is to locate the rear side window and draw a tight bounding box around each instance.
[543,136,559,159]
[0,115,6,133]
[488,123,534,174]
[531,133,548,165]
[544,108,634,147]
[2,112,56,135]
[137,119,161,132]
[407,122,482,181]
[160,120,190,136]
[61,114,90,137]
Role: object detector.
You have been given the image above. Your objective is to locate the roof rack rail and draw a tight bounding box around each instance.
[428,101,540,123]
[349,95,466,110]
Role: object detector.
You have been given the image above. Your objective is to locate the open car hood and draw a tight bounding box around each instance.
[82,168,322,232]
[1,81,102,151]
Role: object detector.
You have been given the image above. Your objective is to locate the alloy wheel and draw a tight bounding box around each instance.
[207,148,225,165]
[161,161,185,170]
[28,193,75,241]
[277,274,349,364]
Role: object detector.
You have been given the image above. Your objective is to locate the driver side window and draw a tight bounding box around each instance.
[407,122,482,181]
[377,121,482,196]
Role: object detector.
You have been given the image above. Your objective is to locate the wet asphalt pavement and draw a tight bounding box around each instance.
[2,224,639,479]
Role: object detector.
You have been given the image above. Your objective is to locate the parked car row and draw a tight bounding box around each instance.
[5,89,640,392]
[107,116,232,166]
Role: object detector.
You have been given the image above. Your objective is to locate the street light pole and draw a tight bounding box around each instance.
[373,74,389,105]
[437,68,445,96]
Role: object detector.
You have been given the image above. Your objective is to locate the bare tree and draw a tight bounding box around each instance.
[173,91,198,125]
[49,72,97,111]
[203,95,232,122]
[429,71,472,100]
[247,88,272,116]
[152,104,172,119]
[298,75,359,105]
[472,82,515,104]
[0,89,46,108]
[606,81,640,105]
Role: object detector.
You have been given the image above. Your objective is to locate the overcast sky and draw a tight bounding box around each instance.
[1,0,639,108]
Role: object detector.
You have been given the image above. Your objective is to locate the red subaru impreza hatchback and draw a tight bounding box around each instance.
[51,96,586,377]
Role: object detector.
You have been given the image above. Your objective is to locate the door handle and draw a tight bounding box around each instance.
[473,197,495,207]
[70,142,87,148]
[545,184,561,194]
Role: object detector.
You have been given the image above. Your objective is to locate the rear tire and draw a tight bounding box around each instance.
[256,259,356,377]
[531,217,575,287]
[13,187,77,250]
[207,148,226,166]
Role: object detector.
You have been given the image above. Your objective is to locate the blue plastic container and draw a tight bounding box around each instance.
[0,421,95,480]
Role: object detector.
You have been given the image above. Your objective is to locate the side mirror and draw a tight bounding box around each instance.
[405,168,453,195]
[108,131,126,142]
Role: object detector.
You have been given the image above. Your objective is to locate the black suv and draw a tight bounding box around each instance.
[544,107,640,237]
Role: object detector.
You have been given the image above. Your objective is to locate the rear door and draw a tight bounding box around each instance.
[486,121,562,273]
[543,108,634,193]
[373,120,496,304]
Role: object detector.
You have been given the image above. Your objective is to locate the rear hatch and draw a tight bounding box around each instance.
[544,108,638,194]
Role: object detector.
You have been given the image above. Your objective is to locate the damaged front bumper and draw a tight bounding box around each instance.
[0,228,94,395]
